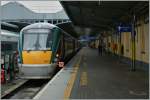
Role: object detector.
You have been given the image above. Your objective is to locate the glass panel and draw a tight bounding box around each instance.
[23,29,52,50]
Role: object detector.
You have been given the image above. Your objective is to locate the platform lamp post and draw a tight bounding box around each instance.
[131,14,136,71]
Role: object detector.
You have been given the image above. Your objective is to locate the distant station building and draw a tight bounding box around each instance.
[1,2,70,24]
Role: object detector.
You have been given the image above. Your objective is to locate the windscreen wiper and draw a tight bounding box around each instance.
[33,34,41,50]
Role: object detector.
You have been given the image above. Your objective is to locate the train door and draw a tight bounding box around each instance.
[56,35,64,61]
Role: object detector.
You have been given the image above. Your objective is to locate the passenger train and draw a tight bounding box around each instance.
[1,29,19,59]
[1,30,19,82]
[18,23,80,79]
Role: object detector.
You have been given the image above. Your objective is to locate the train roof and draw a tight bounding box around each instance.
[20,22,77,40]
[1,30,19,37]
[1,30,19,42]
[20,23,57,32]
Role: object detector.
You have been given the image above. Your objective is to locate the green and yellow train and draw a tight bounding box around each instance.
[18,23,80,79]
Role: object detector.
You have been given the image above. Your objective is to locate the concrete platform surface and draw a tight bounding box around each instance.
[34,47,149,99]
[70,47,149,99]
[33,48,83,100]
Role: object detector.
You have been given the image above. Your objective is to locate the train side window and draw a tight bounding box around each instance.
[46,32,53,50]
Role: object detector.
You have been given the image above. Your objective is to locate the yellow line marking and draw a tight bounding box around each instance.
[63,56,82,99]
[80,51,88,86]
[64,68,78,99]
[80,71,88,86]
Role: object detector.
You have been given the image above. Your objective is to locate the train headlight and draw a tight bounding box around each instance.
[56,54,59,58]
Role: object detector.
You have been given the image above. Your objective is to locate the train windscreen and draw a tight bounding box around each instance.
[23,29,52,51]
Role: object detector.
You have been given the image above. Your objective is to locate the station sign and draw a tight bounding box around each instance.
[117,25,132,32]
[89,36,96,40]
[117,25,136,37]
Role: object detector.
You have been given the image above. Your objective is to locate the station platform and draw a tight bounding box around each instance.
[1,78,27,98]
[34,47,149,99]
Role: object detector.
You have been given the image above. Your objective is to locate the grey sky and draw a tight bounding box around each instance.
[1,1,63,13]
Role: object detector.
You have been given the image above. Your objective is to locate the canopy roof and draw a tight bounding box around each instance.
[61,1,149,35]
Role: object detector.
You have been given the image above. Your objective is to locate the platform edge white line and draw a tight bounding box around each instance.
[33,68,64,99]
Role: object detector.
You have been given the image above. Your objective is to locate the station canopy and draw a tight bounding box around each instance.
[56,22,78,38]
[60,1,149,37]
[1,1,148,39]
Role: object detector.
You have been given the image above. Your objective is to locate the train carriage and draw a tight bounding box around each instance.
[18,23,79,79]
[1,30,19,82]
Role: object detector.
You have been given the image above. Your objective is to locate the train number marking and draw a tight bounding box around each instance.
[59,62,64,67]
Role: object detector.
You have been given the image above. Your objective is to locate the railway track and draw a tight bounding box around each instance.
[1,65,62,99]
[1,52,78,99]
[2,79,50,99]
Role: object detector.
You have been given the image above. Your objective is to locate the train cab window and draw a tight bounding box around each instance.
[23,29,52,51]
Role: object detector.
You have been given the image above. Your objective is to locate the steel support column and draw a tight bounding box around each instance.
[131,15,136,71]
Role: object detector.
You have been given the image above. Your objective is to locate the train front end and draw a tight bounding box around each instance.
[18,23,58,79]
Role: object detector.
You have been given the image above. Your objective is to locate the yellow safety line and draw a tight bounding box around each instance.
[80,57,88,86]
[80,71,88,86]
[63,55,82,99]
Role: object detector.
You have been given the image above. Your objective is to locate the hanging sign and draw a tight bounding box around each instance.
[118,25,132,32]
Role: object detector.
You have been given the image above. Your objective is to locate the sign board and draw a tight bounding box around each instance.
[118,25,132,32]
[117,25,136,37]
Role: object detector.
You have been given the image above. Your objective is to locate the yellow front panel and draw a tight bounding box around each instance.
[22,51,52,64]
